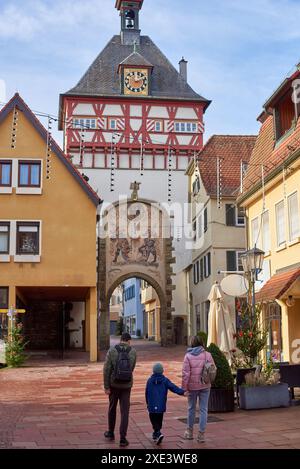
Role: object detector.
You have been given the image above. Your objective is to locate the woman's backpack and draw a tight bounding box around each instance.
[200,352,217,385]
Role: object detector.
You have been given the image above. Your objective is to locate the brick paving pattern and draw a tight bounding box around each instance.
[0,339,300,449]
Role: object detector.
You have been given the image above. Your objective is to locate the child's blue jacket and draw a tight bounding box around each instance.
[145,373,184,413]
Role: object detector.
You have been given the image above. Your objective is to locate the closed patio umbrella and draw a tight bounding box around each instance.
[207,283,235,361]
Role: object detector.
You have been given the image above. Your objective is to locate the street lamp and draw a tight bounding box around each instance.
[240,246,265,319]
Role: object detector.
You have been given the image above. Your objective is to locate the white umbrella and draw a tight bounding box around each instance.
[207,283,235,361]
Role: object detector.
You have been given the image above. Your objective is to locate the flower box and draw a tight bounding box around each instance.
[239,383,290,410]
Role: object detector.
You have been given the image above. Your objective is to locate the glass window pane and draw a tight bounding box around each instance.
[0,288,8,308]
[30,165,40,186]
[175,123,180,132]
[0,232,9,253]
[251,217,259,247]
[1,164,11,185]
[192,123,197,132]
[187,123,191,132]
[262,211,270,251]
[19,164,29,185]
[276,201,285,246]
[17,225,39,254]
[288,192,300,241]
[181,123,185,132]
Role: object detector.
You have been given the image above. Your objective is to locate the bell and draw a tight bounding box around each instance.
[126,19,134,29]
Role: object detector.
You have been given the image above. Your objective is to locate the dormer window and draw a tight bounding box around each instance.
[274,89,297,141]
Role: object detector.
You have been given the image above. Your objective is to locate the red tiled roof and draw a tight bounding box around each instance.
[0,93,101,207]
[242,69,300,195]
[198,135,257,196]
[256,266,300,302]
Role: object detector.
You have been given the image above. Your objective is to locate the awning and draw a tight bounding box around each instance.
[256,266,300,302]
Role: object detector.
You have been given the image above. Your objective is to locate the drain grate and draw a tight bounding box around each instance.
[178,415,223,424]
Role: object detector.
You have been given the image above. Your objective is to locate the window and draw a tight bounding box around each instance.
[16,222,40,255]
[192,177,200,196]
[0,161,12,186]
[200,258,204,281]
[262,210,270,251]
[288,192,300,241]
[204,253,211,278]
[193,261,200,284]
[274,90,296,141]
[195,304,201,332]
[18,162,41,187]
[275,200,286,247]
[73,118,97,129]
[236,206,245,226]
[204,208,208,233]
[109,119,117,130]
[226,251,244,272]
[174,122,198,133]
[154,121,162,132]
[251,217,259,248]
[0,223,10,254]
[226,204,236,226]
[0,287,8,340]
[0,287,8,309]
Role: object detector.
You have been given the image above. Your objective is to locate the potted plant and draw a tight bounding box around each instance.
[5,323,28,368]
[207,343,235,412]
[239,366,290,410]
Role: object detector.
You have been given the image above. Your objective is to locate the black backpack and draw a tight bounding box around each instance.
[114,345,133,382]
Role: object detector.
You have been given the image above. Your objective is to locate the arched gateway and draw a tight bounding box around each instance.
[98,195,175,350]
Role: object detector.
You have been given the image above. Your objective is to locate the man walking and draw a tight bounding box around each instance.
[103,332,137,447]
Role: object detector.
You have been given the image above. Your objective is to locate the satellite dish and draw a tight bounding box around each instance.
[221,275,248,297]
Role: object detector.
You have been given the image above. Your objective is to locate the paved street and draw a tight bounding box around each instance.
[0,339,300,449]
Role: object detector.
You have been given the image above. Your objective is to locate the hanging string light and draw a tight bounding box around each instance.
[110,133,116,192]
[168,146,172,203]
[46,116,53,181]
[11,107,18,149]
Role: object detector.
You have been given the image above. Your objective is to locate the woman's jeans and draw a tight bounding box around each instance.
[187,388,210,433]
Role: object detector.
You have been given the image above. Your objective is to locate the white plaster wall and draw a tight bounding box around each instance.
[67,302,85,348]
[148,107,169,118]
[103,105,123,116]
[175,108,198,119]
[130,105,142,117]
[73,104,95,115]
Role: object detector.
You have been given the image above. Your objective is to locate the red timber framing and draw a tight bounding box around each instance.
[62,96,205,170]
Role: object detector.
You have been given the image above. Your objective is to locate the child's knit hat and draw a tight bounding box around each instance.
[153,363,164,374]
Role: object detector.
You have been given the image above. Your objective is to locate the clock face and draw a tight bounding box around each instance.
[124,70,148,94]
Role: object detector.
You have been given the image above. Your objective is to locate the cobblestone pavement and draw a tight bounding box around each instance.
[0,339,300,449]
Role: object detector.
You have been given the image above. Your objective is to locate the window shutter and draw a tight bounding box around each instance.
[207,252,211,277]
[226,204,236,226]
[204,208,208,232]
[200,258,204,281]
[227,251,237,272]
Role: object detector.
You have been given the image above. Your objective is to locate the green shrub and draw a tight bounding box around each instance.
[197,331,208,348]
[207,343,234,390]
[5,324,28,368]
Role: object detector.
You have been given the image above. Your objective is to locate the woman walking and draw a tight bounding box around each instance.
[182,336,216,443]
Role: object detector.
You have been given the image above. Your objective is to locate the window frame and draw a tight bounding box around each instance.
[154,121,163,132]
[109,119,117,130]
[262,210,270,252]
[18,161,41,188]
[287,191,300,242]
[0,222,10,255]
[174,121,198,133]
[275,199,286,247]
[0,160,12,187]
[193,260,200,285]
[236,206,246,226]
[16,222,40,256]
[73,118,97,130]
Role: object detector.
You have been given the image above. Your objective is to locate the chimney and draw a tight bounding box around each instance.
[179,57,188,82]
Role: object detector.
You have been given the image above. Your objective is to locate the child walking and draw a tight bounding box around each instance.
[145,363,186,445]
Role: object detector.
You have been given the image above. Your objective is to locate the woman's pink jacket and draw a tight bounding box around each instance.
[182,346,215,391]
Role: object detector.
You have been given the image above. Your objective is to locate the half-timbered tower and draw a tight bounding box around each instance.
[59,0,211,341]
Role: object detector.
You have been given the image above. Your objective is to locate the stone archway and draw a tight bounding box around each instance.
[98,198,175,352]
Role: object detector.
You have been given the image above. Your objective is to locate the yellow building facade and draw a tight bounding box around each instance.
[0,94,100,361]
[239,66,300,364]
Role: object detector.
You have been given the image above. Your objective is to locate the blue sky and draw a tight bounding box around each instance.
[0,0,300,145]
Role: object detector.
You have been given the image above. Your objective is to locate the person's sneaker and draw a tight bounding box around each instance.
[156,434,164,445]
[197,432,205,443]
[119,438,129,447]
[104,431,115,441]
[183,428,193,440]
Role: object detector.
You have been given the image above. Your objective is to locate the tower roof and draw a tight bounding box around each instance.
[119,50,153,68]
[62,35,210,106]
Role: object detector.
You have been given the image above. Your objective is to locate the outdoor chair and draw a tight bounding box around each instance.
[279,364,300,400]
[236,368,256,407]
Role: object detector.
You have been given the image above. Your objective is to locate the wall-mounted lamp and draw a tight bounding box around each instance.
[286,295,295,307]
